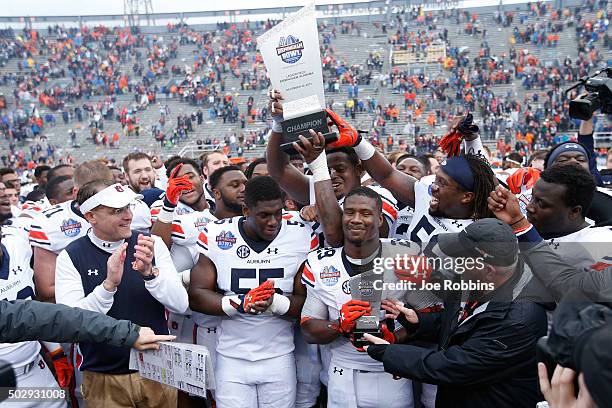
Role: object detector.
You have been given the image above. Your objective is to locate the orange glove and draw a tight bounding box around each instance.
[506,167,540,194]
[325,108,361,148]
[165,164,193,206]
[380,322,396,344]
[230,280,276,313]
[50,349,74,388]
[338,300,371,334]
[439,112,479,157]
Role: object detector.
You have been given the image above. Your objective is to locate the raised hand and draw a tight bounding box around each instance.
[105,243,128,291]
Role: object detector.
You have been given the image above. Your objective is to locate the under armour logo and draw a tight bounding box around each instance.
[451,219,462,228]
[206,327,217,334]
[267,248,278,254]
[114,185,125,192]
[88,269,99,276]
[333,367,343,375]
[12,266,22,275]
[548,239,560,250]
[102,242,112,248]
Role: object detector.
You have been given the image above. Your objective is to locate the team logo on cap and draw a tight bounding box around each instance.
[236,245,250,259]
[320,266,340,286]
[61,219,82,237]
[216,231,237,250]
[276,35,304,64]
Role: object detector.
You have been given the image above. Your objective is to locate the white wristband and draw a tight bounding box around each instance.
[463,137,489,162]
[269,294,290,315]
[309,151,331,182]
[271,119,283,133]
[157,206,175,224]
[353,138,376,161]
[179,270,190,287]
[221,296,239,317]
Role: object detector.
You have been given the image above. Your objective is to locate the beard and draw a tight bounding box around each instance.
[221,195,243,214]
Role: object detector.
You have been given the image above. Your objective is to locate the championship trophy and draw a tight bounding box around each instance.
[257,2,337,153]
[349,270,383,348]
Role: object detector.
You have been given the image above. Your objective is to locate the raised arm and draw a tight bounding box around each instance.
[293,130,344,248]
[265,90,311,205]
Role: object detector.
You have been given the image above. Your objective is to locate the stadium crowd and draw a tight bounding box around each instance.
[0,1,612,408]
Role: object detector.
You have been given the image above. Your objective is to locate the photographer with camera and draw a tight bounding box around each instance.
[537,289,612,408]
[363,219,548,408]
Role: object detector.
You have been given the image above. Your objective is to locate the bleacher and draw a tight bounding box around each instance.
[0,0,610,164]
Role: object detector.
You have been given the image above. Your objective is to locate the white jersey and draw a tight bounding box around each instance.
[29,200,90,254]
[150,199,193,223]
[0,225,40,366]
[171,208,218,328]
[405,175,473,247]
[131,199,152,232]
[197,216,317,361]
[20,199,50,218]
[391,205,415,239]
[545,225,612,269]
[301,239,439,371]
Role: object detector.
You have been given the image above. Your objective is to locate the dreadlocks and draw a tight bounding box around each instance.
[464,154,496,219]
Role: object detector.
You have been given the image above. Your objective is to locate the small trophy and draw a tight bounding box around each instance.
[349,270,383,348]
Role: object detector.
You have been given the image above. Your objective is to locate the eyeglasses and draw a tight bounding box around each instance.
[94,202,136,216]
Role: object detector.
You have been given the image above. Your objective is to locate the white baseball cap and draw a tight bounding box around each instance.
[80,183,143,214]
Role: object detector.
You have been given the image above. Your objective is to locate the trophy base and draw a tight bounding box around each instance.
[352,329,383,349]
[280,131,338,154]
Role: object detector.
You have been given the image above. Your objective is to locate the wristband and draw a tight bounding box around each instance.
[157,206,175,223]
[271,119,283,133]
[269,294,290,315]
[513,223,532,234]
[179,270,190,287]
[510,216,525,226]
[221,295,240,317]
[353,138,376,161]
[309,151,331,182]
[463,137,489,161]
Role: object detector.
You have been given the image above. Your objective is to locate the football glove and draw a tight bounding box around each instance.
[380,322,396,344]
[50,348,74,388]
[229,280,276,313]
[325,108,361,148]
[439,112,480,157]
[165,164,193,206]
[338,300,371,334]
[506,167,540,195]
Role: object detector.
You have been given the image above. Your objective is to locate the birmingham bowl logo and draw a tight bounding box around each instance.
[60,218,82,238]
[276,35,304,64]
[216,231,237,250]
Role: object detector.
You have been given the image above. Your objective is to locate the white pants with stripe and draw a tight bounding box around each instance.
[327,362,414,408]
[294,328,321,408]
[0,355,68,408]
[215,353,296,408]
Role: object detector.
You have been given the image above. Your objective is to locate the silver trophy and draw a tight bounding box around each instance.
[349,270,383,348]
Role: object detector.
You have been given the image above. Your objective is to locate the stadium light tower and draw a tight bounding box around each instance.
[124,0,155,28]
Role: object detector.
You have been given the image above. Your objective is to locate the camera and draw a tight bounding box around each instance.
[567,67,612,120]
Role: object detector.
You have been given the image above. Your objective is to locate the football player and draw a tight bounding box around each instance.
[0,221,67,408]
[201,150,230,207]
[489,165,612,268]
[266,91,397,242]
[189,176,317,408]
[300,187,439,408]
